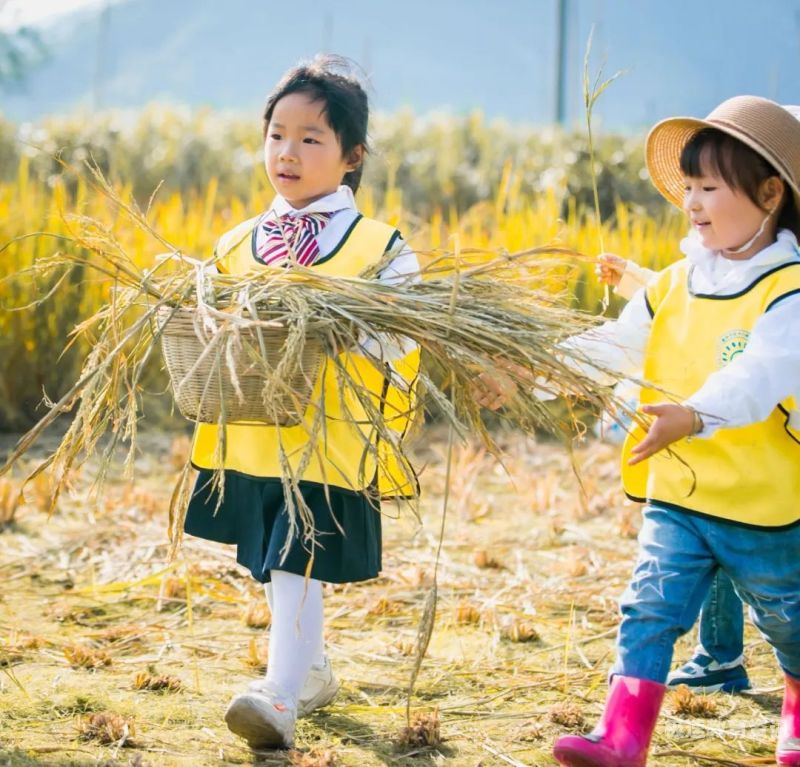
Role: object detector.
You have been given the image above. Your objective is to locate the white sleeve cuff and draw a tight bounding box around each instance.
[615,262,656,301]
[682,398,726,438]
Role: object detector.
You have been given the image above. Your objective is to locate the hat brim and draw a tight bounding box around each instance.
[646,116,800,213]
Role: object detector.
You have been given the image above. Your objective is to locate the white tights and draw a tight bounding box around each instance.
[263,571,325,700]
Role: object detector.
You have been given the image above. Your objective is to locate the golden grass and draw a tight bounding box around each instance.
[0,153,685,434]
[0,161,651,597]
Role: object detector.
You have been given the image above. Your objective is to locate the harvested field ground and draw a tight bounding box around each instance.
[0,429,783,766]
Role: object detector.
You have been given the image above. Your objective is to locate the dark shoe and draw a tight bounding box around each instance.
[666,652,750,694]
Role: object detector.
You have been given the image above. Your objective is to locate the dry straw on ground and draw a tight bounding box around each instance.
[0,434,787,766]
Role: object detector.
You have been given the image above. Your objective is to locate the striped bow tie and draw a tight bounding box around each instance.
[255,211,334,267]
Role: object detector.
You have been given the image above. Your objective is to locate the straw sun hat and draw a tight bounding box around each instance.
[646,95,800,213]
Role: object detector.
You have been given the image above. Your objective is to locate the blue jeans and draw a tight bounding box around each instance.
[613,504,800,683]
[697,569,745,664]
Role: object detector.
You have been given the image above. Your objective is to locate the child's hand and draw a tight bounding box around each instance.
[595,253,627,287]
[473,360,538,410]
[474,369,518,410]
[628,403,699,465]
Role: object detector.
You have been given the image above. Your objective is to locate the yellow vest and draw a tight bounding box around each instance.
[191,213,420,499]
[621,258,800,527]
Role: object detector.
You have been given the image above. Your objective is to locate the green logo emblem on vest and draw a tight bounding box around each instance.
[718,330,750,366]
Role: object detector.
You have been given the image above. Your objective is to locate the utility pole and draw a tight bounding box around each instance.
[555,0,568,125]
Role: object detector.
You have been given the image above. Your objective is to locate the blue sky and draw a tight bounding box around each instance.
[3,0,800,130]
[0,0,114,30]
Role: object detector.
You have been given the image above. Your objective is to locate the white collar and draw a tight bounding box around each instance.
[680,228,800,271]
[269,185,357,218]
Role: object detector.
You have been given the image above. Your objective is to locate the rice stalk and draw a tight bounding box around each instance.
[0,165,631,556]
[582,27,625,311]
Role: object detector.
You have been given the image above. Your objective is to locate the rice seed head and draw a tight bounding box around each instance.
[64,644,112,669]
[245,637,268,670]
[244,600,271,629]
[0,478,21,528]
[669,685,719,718]
[396,710,442,749]
[502,620,540,643]
[368,597,403,617]
[473,549,502,569]
[455,603,481,626]
[549,702,585,729]
[132,672,184,692]
[77,711,135,746]
[288,748,338,767]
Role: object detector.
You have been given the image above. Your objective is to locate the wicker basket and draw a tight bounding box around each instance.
[156,306,323,425]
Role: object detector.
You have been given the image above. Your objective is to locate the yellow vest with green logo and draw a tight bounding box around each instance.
[191,213,420,499]
[621,258,800,527]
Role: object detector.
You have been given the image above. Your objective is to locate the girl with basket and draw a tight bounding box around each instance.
[183,56,420,750]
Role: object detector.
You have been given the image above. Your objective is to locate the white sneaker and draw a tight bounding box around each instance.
[297,657,340,717]
[224,681,296,749]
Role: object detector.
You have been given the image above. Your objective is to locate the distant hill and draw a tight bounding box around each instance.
[3,0,800,129]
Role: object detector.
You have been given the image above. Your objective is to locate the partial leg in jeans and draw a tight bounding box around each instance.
[554,505,715,767]
[698,569,745,663]
[612,506,717,683]
[707,518,800,764]
[667,568,750,692]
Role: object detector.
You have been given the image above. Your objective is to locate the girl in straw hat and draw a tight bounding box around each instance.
[183,56,420,750]
[483,95,800,766]
[561,95,800,766]
[590,103,800,713]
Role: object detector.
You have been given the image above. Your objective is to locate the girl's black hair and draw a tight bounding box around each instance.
[263,55,369,193]
[681,128,799,237]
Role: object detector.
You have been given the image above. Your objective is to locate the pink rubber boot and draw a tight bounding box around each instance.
[778,674,800,765]
[553,675,665,767]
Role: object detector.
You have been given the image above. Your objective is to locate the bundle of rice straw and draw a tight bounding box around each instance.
[0,169,624,549]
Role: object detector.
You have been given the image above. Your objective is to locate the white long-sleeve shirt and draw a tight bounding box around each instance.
[562,229,800,437]
[615,260,656,301]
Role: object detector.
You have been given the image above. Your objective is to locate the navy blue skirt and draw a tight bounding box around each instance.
[184,470,382,584]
